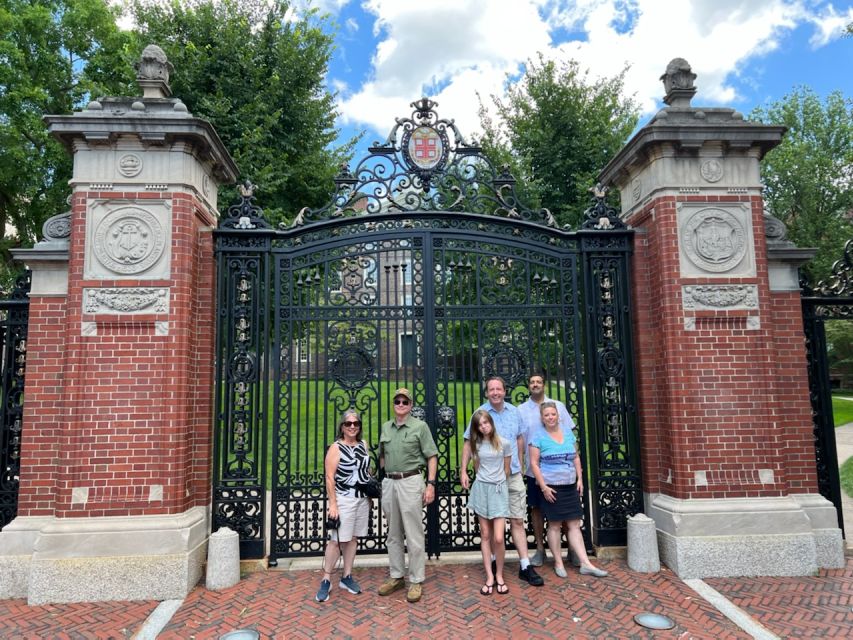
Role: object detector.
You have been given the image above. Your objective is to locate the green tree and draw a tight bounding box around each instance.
[478,55,639,229]
[750,88,853,283]
[131,0,355,226]
[0,0,133,287]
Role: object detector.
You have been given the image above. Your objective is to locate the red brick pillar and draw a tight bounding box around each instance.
[0,45,237,603]
[599,59,843,577]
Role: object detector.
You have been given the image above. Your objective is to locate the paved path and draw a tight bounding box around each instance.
[0,557,851,639]
[835,423,853,548]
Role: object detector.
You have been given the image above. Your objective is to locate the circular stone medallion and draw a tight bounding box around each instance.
[94,208,165,275]
[118,153,143,177]
[407,126,443,170]
[699,159,723,183]
[683,208,746,273]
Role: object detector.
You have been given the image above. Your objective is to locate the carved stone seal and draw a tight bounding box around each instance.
[93,208,165,275]
[682,208,746,273]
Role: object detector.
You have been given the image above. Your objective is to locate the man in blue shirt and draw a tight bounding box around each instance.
[517,371,576,566]
[461,376,544,586]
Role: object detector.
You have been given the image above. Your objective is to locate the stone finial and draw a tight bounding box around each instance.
[135,44,173,98]
[660,57,697,108]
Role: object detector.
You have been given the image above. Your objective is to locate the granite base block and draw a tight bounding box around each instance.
[0,556,31,599]
[657,530,818,579]
[813,528,845,569]
[27,539,206,605]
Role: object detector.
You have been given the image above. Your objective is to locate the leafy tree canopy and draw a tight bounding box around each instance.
[0,0,133,287]
[750,87,853,283]
[131,0,356,226]
[478,54,639,229]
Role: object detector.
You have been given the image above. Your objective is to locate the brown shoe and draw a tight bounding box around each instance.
[406,582,422,603]
[378,577,405,596]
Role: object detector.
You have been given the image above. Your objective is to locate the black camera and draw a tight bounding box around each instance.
[325,515,340,531]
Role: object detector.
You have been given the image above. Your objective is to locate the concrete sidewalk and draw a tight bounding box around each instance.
[1,555,850,639]
[835,423,853,548]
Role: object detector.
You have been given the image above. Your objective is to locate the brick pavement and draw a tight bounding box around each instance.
[0,598,157,639]
[0,558,849,639]
[160,560,747,640]
[706,562,853,639]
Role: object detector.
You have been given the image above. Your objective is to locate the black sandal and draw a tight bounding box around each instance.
[496,582,508,595]
[480,582,494,596]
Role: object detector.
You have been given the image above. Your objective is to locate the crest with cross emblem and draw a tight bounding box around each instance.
[405,125,444,171]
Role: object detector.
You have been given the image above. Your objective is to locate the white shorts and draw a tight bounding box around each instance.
[330,494,370,543]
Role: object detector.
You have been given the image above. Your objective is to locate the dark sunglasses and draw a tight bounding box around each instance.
[394,398,411,406]
[343,420,361,427]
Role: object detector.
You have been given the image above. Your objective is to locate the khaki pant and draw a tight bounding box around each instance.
[381,474,426,584]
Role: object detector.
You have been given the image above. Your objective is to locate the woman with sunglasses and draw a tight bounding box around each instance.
[315,409,373,602]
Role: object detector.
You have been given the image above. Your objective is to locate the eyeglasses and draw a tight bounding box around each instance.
[343,421,361,427]
[394,398,411,406]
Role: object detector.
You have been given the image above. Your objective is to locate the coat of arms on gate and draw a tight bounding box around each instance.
[406,126,443,170]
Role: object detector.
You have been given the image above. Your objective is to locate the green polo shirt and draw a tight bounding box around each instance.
[379,415,438,473]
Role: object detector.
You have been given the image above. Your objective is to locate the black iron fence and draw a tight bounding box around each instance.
[0,272,30,531]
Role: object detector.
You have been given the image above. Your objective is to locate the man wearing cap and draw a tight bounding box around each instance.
[377,387,438,603]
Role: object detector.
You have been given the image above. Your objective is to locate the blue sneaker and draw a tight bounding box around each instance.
[315,578,331,602]
[339,574,362,594]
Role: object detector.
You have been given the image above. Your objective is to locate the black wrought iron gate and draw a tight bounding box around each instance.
[802,238,853,537]
[0,272,30,531]
[212,99,641,560]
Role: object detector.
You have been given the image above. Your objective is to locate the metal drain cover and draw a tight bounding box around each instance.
[633,612,676,630]
[220,631,261,640]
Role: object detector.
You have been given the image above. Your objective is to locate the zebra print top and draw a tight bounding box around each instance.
[334,440,371,498]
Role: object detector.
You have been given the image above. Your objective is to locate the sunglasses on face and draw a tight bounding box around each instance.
[343,421,361,427]
[394,398,411,406]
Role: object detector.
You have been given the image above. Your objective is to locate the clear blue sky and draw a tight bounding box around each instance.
[312,0,852,157]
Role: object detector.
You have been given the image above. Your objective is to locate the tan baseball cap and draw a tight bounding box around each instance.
[393,388,412,401]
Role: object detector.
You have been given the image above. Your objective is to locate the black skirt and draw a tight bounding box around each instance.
[541,483,583,522]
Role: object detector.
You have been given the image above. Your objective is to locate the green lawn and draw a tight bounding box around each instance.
[249,379,509,486]
[832,394,853,428]
[222,378,575,487]
[841,456,853,499]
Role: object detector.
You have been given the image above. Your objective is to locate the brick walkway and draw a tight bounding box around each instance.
[0,558,849,639]
[706,562,853,639]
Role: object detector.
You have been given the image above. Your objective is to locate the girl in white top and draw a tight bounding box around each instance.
[465,409,512,595]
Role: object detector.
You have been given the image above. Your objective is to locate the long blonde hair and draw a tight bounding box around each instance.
[468,409,501,454]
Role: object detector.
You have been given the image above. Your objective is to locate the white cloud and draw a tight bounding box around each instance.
[806,4,853,47]
[339,0,549,136]
[339,0,846,140]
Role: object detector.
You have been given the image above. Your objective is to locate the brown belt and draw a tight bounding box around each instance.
[386,470,420,479]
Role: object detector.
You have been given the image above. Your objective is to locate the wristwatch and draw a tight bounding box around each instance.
[426,479,436,486]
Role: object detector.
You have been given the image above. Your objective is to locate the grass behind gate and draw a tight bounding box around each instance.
[832,394,853,427]
[262,379,496,485]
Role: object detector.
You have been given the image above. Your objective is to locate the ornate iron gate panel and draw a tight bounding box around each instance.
[212,98,641,559]
[802,238,853,536]
[0,272,31,531]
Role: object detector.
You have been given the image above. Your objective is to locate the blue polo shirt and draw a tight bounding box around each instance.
[464,401,523,475]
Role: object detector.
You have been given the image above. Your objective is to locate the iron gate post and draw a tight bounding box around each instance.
[579,198,642,547]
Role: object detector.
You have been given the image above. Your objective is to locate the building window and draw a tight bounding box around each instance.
[295,338,309,363]
[399,333,417,367]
